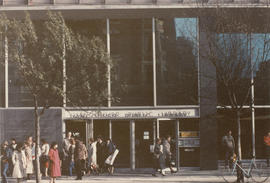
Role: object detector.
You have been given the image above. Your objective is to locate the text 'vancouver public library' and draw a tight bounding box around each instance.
[1,0,270,170]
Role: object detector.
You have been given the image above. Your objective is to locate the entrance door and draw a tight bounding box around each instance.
[112,121,130,168]
[135,120,154,168]
[65,120,86,144]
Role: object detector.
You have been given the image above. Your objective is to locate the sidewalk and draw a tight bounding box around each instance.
[5,168,225,183]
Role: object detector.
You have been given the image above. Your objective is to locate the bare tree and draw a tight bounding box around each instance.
[198,8,270,182]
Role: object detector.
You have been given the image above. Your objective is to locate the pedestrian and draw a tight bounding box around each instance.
[62,132,72,175]
[104,139,118,175]
[264,131,270,167]
[163,135,177,174]
[41,139,50,177]
[96,136,106,173]
[48,142,61,183]
[68,138,76,176]
[87,138,97,175]
[9,138,17,176]
[1,141,12,183]
[32,140,41,175]
[74,138,88,180]
[12,143,26,183]
[24,142,33,180]
[222,130,235,168]
[152,138,165,176]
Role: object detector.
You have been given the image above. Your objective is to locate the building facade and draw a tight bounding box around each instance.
[0,0,270,170]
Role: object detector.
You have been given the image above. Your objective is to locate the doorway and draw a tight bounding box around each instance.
[112,120,130,168]
[65,120,86,144]
[135,120,154,168]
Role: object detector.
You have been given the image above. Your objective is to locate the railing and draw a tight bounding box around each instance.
[0,0,269,6]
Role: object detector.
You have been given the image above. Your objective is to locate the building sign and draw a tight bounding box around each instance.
[179,131,200,138]
[178,138,200,147]
[64,108,199,120]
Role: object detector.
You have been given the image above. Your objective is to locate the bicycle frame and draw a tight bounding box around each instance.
[231,158,257,178]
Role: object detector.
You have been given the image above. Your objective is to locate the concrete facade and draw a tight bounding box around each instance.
[0,108,63,144]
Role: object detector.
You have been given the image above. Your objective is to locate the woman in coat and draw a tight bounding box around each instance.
[12,143,26,183]
[48,142,61,183]
[152,138,165,176]
[87,138,97,174]
[24,142,33,180]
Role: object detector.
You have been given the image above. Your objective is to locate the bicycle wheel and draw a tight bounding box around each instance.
[219,162,238,183]
[251,160,270,183]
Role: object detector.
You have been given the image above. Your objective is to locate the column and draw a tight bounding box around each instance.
[156,119,159,138]
[85,119,94,147]
[106,18,111,107]
[130,120,135,170]
[199,17,218,170]
[152,17,157,107]
[109,120,112,140]
[175,120,179,170]
[153,120,156,145]
[4,34,8,108]
[62,27,66,108]
[250,35,256,157]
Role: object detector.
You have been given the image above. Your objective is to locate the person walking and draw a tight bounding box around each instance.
[12,143,26,183]
[152,138,165,176]
[104,139,118,175]
[264,132,270,167]
[87,138,97,175]
[24,142,33,180]
[62,132,72,175]
[32,140,41,176]
[68,138,76,176]
[222,130,235,168]
[9,138,17,176]
[163,135,176,174]
[74,138,88,180]
[1,141,12,183]
[48,142,61,183]
[41,139,50,177]
[96,136,106,173]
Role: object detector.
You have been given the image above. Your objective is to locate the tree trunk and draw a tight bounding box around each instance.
[34,97,41,183]
[236,110,244,183]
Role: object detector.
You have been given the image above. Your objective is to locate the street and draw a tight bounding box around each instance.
[6,170,225,183]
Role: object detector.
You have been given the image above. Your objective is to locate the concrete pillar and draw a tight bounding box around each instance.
[4,35,8,108]
[152,17,157,107]
[199,17,218,170]
[130,120,135,170]
[156,119,159,138]
[109,120,112,140]
[153,120,156,145]
[175,120,180,170]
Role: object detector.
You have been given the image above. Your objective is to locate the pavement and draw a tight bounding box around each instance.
[4,168,226,183]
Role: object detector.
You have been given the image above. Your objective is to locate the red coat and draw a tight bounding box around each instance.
[49,148,61,177]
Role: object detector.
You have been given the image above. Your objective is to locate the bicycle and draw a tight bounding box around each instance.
[219,156,270,183]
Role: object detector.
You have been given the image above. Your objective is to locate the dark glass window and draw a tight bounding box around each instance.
[156,18,198,105]
[66,19,107,107]
[216,34,251,106]
[111,19,153,106]
[252,34,270,105]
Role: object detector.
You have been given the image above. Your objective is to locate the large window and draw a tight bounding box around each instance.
[252,34,270,105]
[111,19,153,106]
[156,18,198,105]
[216,34,251,106]
[66,19,107,107]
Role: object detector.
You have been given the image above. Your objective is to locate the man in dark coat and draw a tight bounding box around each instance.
[74,138,88,180]
[96,136,106,173]
[222,130,235,168]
